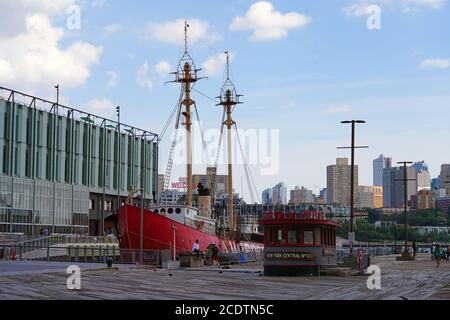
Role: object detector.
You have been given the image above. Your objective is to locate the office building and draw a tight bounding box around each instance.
[289,186,314,204]
[326,158,358,206]
[436,197,450,215]
[383,166,417,208]
[431,178,441,190]
[0,87,158,235]
[411,189,435,211]
[373,154,392,187]
[272,182,287,205]
[439,164,450,192]
[356,186,383,209]
[262,188,272,205]
[412,161,431,191]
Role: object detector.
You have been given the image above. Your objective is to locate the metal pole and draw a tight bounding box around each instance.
[139,135,146,265]
[52,85,59,234]
[184,63,193,207]
[338,120,367,256]
[9,92,15,234]
[173,225,176,261]
[116,106,121,211]
[101,122,106,236]
[403,163,408,254]
[31,99,36,236]
[71,111,75,234]
[226,96,234,234]
[395,161,414,257]
[350,122,355,237]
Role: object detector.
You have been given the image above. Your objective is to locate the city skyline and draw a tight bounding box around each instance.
[0,1,449,202]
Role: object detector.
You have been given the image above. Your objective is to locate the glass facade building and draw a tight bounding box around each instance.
[0,87,158,235]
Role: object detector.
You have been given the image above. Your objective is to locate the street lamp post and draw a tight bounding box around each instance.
[52,84,59,234]
[116,106,121,212]
[338,120,368,255]
[395,161,415,260]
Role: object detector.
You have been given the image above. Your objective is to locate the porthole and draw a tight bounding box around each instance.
[168,208,174,214]
[154,209,159,214]
[161,209,166,213]
[175,208,181,214]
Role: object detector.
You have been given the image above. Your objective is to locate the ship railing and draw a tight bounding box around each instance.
[184,217,217,236]
[261,210,326,221]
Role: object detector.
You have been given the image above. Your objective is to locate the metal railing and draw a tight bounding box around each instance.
[217,251,264,265]
[0,244,163,266]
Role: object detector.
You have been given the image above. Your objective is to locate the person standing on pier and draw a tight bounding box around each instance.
[192,240,200,256]
[434,244,442,268]
[412,241,417,257]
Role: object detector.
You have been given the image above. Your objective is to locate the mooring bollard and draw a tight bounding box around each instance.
[107,257,113,268]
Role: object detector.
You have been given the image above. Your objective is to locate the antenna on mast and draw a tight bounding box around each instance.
[184,21,189,54]
[225,51,230,80]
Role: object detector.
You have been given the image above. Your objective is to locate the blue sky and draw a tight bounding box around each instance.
[0,0,449,201]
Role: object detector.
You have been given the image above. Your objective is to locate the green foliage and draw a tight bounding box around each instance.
[336,218,450,243]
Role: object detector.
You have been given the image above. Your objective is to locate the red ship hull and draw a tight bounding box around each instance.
[118,205,263,256]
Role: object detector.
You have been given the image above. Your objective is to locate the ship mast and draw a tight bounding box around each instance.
[171,21,202,207]
[217,52,242,236]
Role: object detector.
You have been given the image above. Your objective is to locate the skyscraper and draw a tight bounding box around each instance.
[272,182,287,205]
[326,158,358,206]
[262,188,272,205]
[289,186,314,204]
[439,164,450,193]
[373,154,392,187]
[412,161,431,191]
[383,166,418,208]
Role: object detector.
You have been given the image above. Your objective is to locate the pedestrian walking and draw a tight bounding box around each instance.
[434,244,442,268]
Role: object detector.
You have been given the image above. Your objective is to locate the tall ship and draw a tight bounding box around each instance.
[117,23,263,258]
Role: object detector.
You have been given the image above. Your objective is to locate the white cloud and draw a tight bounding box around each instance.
[229,1,311,41]
[420,58,450,69]
[201,52,234,77]
[144,19,221,45]
[0,0,75,36]
[101,23,122,37]
[136,62,154,91]
[0,14,103,91]
[324,105,353,114]
[106,70,119,89]
[155,60,172,75]
[85,98,115,118]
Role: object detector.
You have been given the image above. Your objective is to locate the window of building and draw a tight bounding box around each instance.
[89,199,95,210]
[303,230,313,245]
[276,228,285,244]
[104,201,113,211]
[288,229,298,244]
[315,228,321,245]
